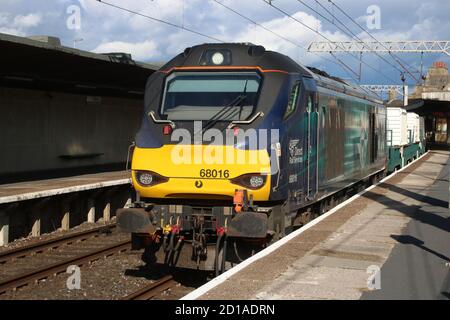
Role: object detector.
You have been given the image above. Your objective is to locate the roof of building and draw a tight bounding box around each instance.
[0,33,160,98]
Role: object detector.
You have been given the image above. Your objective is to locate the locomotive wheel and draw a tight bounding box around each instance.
[214,241,226,276]
[370,174,378,185]
[141,245,158,265]
[294,209,313,227]
[329,196,336,209]
[269,224,282,243]
[318,200,328,215]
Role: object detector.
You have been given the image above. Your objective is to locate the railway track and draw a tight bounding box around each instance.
[0,225,131,295]
[0,223,200,300]
[0,224,116,264]
[122,275,179,300]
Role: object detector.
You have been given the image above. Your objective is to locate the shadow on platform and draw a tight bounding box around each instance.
[391,234,450,262]
[378,182,449,208]
[362,190,450,233]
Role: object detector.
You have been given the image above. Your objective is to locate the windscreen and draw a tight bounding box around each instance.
[160,72,261,121]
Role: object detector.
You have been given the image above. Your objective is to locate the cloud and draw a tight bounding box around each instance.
[0,12,42,36]
[0,27,24,36]
[13,13,42,28]
[93,40,160,61]
[230,11,349,65]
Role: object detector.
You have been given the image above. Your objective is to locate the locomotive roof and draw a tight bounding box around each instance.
[163,43,383,105]
[311,70,383,104]
[161,42,310,75]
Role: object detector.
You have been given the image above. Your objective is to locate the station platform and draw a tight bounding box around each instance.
[0,171,131,204]
[0,171,132,246]
[183,150,450,300]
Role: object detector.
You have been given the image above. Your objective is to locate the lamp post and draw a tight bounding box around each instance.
[73,38,84,49]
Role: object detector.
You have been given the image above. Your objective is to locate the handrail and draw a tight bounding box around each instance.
[148,111,176,128]
[227,112,264,129]
[126,141,135,171]
[306,109,311,200]
[315,110,320,197]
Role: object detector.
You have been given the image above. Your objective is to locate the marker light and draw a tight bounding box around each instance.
[163,124,173,135]
[211,52,225,65]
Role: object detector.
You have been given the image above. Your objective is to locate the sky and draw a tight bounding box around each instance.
[0,0,449,89]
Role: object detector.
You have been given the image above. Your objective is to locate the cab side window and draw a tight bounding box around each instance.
[284,81,301,120]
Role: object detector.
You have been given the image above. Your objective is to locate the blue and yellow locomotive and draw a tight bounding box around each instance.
[117,43,387,273]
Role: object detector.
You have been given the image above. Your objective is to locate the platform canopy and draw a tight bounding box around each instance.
[0,33,160,98]
[406,98,449,114]
[406,99,450,148]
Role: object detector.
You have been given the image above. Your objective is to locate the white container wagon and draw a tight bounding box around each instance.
[386,109,426,172]
[407,112,420,143]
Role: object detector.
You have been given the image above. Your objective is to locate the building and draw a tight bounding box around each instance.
[407,61,450,149]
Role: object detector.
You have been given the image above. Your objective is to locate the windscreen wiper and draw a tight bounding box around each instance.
[201,94,247,133]
[202,79,250,133]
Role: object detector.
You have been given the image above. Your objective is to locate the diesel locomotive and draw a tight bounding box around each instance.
[117,43,390,273]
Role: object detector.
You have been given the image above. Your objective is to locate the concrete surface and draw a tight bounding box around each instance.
[0,171,130,204]
[362,150,450,299]
[198,151,450,300]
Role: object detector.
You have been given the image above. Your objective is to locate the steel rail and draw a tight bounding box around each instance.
[0,238,130,294]
[0,224,116,264]
[121,275,178,300]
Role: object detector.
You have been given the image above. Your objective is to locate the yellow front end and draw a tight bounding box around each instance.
[131,145,272,201]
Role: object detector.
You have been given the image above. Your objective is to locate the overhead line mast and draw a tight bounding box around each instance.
[327,0,420,83]
[308,41,450,56]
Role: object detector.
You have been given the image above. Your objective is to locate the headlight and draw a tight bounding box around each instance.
[200,49,231,66]
[138,172,153,185]
[211,52,224,65]
[230,174,267,190]
[249,176,264,188]
[134,171,168,187]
